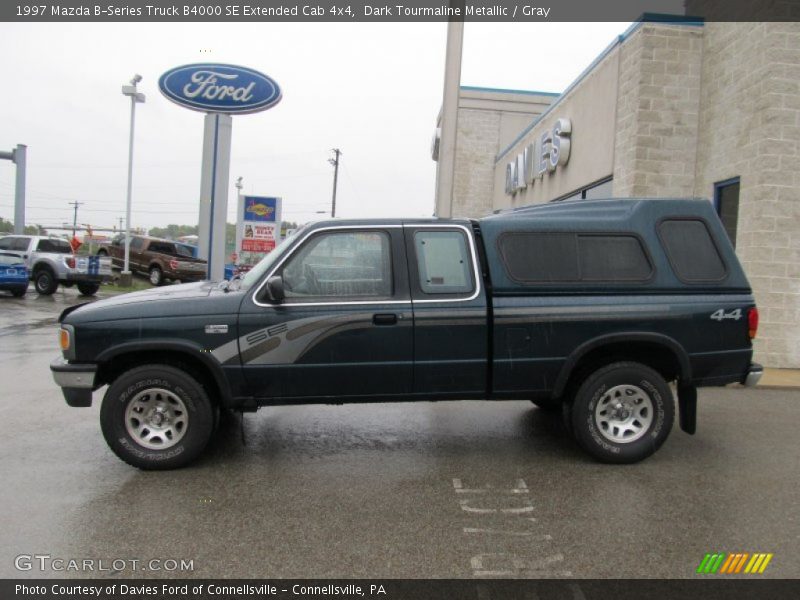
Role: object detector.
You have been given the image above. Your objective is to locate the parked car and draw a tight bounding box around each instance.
[51,199,761,469]
[0,251,29,297]
[0,235,112,296]
[97,235,207,286]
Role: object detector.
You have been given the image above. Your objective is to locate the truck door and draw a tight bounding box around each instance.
[237,226,413,400]
[129,237,145,271]
[404,224,488,398]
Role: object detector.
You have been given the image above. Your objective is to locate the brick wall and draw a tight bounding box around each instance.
[613,24,704,197]
[694,22,800,368]
[452,108,502,218]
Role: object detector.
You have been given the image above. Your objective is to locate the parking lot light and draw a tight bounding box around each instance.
[121,74,145,286]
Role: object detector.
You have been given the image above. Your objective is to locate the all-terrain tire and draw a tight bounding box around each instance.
[100,365,215,470]
[570,361,674,464]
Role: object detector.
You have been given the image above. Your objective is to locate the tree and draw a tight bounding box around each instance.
[0,218,46,235]
[148,224,198,239]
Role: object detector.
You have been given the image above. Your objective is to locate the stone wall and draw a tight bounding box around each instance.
[693,22,800,368]
[452,108,502,218]
[612,24,704,197]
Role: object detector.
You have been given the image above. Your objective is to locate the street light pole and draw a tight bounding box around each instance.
[234,176,243,265]
[328,148,341,218]
[121,74,145,286]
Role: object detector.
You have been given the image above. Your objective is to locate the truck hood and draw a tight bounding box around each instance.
[62,281,241,323]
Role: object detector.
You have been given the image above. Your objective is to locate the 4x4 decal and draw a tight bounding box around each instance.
[710,308,742,321]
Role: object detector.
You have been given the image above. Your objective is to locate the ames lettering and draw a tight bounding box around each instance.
[505,118,572,196]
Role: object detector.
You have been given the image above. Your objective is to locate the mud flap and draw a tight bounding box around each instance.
[678,385,697,435]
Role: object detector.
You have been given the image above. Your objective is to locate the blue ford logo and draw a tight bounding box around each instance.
[158,63,282,114]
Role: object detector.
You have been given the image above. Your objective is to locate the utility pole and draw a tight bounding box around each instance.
[328,148,342,218]
[69,201,83,237]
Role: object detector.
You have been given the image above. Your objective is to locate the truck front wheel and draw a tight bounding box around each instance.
[570,362,674,464]
[100,365,215,470]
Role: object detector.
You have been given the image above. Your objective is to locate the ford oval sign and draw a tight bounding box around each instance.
[158,63,281,115]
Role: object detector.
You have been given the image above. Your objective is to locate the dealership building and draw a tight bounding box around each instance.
[432,18,800,369]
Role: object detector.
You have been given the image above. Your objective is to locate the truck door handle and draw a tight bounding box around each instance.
[372,313,398,326]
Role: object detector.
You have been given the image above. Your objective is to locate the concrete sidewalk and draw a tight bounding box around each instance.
[758,368,800,389]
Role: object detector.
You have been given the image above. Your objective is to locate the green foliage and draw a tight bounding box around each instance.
[147,224,199,239]
[0,217,47,235]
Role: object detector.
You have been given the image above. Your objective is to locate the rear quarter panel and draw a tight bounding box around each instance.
[491,292,755,397]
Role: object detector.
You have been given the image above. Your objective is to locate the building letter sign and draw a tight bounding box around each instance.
[505,118,572,195]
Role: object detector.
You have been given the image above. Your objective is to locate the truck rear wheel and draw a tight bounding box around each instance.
[34,267,59,295]
[100,365,215,470]
[570,361,674,464]
[77,282,100,296]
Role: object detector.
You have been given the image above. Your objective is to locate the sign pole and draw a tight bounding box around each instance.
[158,63,281,280]
[198,113,232,281]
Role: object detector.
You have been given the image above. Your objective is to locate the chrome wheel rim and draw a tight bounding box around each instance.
[124,388,188,450]
[149,269,160,285]
[594,384,653,444]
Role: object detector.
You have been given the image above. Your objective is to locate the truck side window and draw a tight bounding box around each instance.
[281,231,392,299]
[414,230,473,294]
[658,219,727,282]
[130,238,144,251]
[36,239,71,253]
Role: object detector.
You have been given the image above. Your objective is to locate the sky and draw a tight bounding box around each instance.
[0,21,629,233]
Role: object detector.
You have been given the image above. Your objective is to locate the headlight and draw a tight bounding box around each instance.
[59,325,76,360]
[59,327,70,351]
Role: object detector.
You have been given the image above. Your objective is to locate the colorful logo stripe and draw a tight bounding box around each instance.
[697,553,773,574]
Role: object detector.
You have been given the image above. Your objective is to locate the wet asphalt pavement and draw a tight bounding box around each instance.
[1,286,799,580]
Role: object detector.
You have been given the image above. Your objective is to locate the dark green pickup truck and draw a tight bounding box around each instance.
[51,199,762,469]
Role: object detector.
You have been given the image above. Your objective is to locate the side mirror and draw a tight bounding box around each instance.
[265,275,285,303]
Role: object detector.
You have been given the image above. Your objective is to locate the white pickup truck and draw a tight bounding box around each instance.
[0,235,112,296]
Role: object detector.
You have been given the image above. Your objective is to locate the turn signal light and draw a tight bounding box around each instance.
[66,257,76,269]
[748,307,759,340]
[59,328,70,351]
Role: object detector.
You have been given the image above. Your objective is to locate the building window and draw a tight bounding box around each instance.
[714,177,740,248]
[553,178,613,202]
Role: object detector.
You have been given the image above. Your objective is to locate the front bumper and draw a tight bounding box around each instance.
[50,356,97,407]
[742,362,763,387]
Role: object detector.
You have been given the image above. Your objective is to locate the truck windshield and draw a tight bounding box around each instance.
[238,226,306,291]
